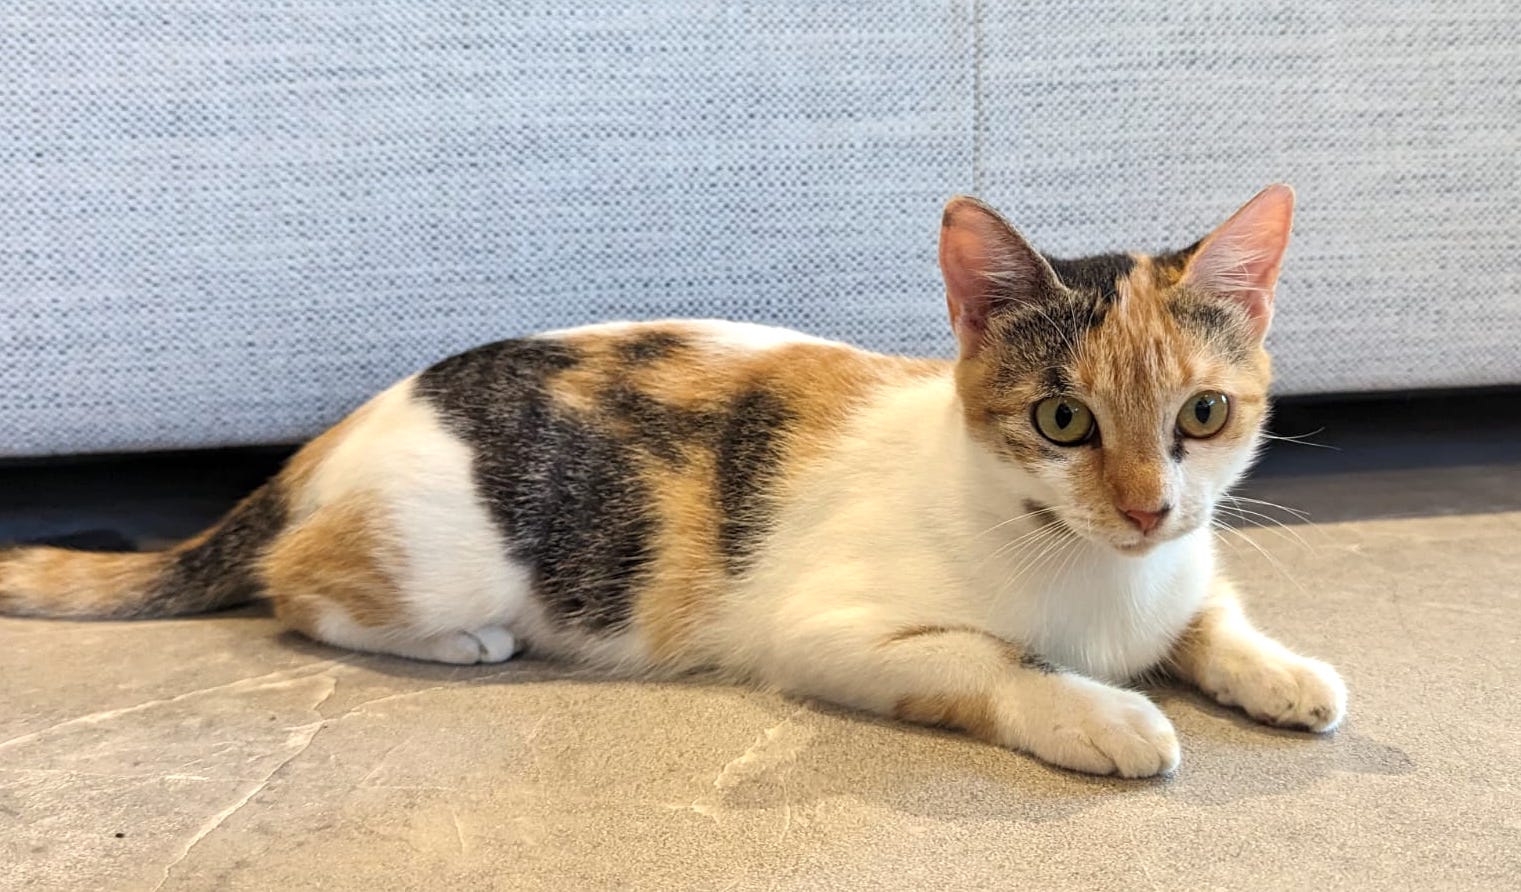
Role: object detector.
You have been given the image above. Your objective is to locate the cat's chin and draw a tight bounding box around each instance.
[1105,524,1197,556]
[1068,518,1187,556]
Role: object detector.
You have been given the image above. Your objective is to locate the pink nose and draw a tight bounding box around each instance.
[1121,505,1171,534]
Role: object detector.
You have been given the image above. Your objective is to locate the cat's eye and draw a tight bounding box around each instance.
[1033,396,1096,446]
[1177,391,1230,438]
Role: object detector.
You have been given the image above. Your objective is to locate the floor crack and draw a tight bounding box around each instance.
[148,680,337,890]
[0,661,340,753]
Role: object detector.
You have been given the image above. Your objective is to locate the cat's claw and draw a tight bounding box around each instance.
[1022,679,1180,778]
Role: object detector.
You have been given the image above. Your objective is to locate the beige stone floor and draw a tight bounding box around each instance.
[3,466,1520,891]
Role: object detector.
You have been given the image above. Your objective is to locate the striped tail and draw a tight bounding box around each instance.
[0,483,287,620]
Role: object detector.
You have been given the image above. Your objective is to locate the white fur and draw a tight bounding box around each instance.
[312,612,517,665]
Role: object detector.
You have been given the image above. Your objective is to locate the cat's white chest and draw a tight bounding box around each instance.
[988,532,1213,683]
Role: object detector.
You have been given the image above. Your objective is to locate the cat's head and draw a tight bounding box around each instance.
[940,185,1294,554]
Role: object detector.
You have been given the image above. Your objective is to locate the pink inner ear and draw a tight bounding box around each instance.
[940,223,995,348]
[1182,184,1296,338]
[939,197,1055,357]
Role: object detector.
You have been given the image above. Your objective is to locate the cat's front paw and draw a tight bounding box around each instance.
[1201,650,1347,732]
[1021,679,1180,778]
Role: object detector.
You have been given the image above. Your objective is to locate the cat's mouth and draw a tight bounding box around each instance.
[1020,499,1173,555]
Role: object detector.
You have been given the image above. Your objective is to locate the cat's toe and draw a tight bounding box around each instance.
[425,631,495,664]
[419,626,521,665]
[1086,692,1180,778]
[468,625,520,663]
[1278,658,1346,732]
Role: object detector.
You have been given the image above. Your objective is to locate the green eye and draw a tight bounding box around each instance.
[1033,396,1096,445]
[1178,391,1230,438]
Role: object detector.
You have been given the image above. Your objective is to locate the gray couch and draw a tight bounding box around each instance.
[4,2,1518,458]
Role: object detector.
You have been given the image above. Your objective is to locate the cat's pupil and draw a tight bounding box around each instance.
[1055,403,1073,429]
[1194,398,1212,424]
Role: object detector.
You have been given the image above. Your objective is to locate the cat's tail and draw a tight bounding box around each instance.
[0,482,288,620]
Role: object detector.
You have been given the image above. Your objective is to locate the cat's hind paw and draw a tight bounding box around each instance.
[425,626,521,664]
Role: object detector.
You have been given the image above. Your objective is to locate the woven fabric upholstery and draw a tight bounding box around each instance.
[2,1,1517,456]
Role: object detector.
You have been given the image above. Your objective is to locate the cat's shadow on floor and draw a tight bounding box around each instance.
[263,611,1413,825]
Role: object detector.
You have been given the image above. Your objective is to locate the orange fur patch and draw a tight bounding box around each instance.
[952,347,1014,454]
[0,548,169,617]
[1166,590,1240,681]
[893,692,1000,742]
[262,493,404,631]
[636,452,727,664]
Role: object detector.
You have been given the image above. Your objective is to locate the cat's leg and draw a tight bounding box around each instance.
[777,624,1180,778]
[1168,578,1346,731]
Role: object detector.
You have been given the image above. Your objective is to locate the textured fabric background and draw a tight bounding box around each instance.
[1,1,1517,457]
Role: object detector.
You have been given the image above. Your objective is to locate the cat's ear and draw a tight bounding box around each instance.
[1180,184,1295,339]
[939,196,1062,357]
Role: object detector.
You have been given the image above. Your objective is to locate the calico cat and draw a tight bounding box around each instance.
[0,184,1345,778]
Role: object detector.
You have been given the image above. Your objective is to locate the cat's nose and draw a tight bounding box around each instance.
[1120,504,1171,534]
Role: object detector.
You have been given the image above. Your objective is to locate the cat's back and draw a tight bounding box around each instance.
[412,319,945,441]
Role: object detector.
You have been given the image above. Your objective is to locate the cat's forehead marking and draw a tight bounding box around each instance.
[1077,265,1198,393]
[991,291,1111,387]
[1044,252,1138,303]
[988,252,1154,385]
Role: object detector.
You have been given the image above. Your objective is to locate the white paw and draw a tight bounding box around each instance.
[1022,679,1180,778]
[425,626,520,665]
[1202,650,1347,732]
[469,625,520,663]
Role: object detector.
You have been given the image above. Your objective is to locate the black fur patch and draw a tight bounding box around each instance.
[599,385,715,466]
[1018,499,1071,534]
[140,483,289,617]
[416,338,656,632]
[1043,252,1134,302]
[991,290,1110,388]
[1019,652,1063,675]
[980,254,1133,403]
[616,331,687,364]
[714,389,796,575]
[1042,365,1072,394]
[1152,240,1202,283]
